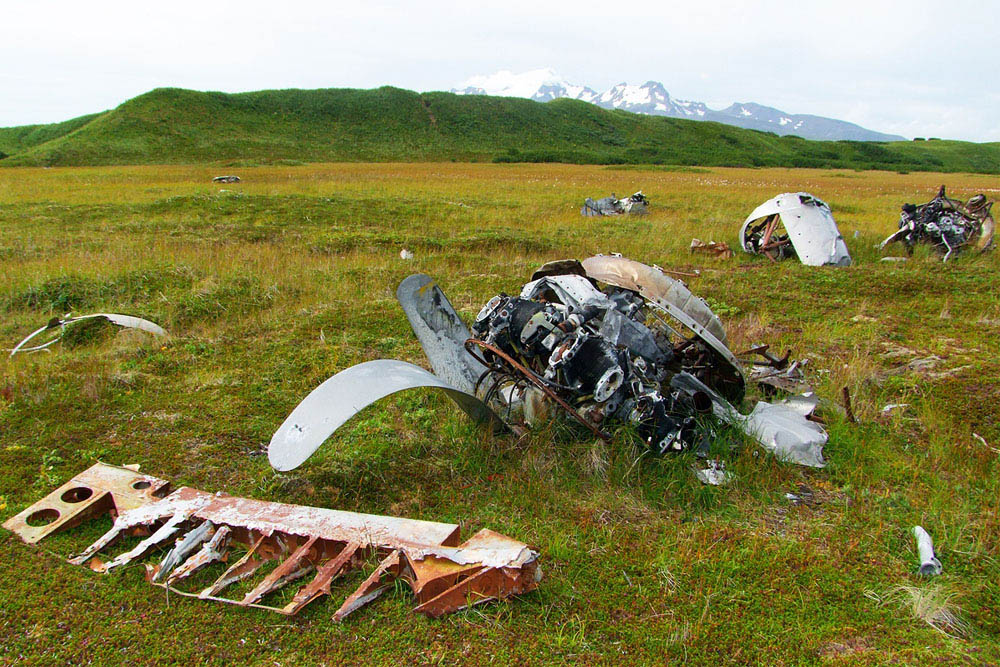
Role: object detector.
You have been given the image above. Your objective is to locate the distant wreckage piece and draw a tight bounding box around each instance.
[268,255,827,470]
[581,191,649,216]
[880,186,994,261]
[9,313,166,356]
[3,462,540,620]
[212,175,241,183]
[690,238,734,259]
[740,192,851,266]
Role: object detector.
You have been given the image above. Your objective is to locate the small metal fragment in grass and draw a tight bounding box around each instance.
[694,459,732,486]
[912,526,942,576]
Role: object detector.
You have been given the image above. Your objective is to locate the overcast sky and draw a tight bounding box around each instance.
[3,0,998,141]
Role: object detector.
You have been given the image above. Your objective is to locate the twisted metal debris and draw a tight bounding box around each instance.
[8,313,166,356]
[740,192,851,266]
[880,186,995,260]
[3,462,540,619]
[269,255,827,470]
[581,191,649,216]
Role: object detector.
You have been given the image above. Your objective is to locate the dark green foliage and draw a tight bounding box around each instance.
[1,87,999,172]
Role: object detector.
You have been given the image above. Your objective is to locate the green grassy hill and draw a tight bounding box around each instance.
[2,86,999,172]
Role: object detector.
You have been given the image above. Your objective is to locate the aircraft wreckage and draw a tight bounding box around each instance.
[880,186,995,261]
[740,193,851,266]
[8,313,166,356]
[581,191,649,216]
[269,254,827,472]
[4,462,540,620]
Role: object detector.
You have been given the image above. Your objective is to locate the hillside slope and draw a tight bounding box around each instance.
[1,87,998,172]
[0,112,103,158]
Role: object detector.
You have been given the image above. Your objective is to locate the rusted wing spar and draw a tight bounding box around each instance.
[3,463,540,620]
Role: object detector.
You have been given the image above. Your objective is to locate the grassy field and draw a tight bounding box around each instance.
[0,163,998,665]
[3,87,1000,173]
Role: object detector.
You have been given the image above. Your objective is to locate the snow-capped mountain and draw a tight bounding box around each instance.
[452,68,599,104]
[451,71,904,142]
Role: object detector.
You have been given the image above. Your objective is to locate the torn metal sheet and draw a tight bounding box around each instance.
[740,193,852,266]
[912,526,942,576]
[694,459,732,486]
[9,313,166,356]
[268,360,504,471]
[581,191,649,216]
[670,373,827,468]
[690,238,734,259]
[397,273,487,394]
[3,462,540,619]
[274,256,825,469]
[880,186,995,260]
[212,175,241,183]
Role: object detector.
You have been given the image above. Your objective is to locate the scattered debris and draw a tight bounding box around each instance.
[879,403,909,418]
[269,255,828,470]
[912,526,942,576]
[690,238,733,259]
[880,256,909,262]
[741,344,812,396]
[972,433,999,455]
[8,313,166,356]
[581,191,649,216]
[841,386,857,424]
[212,175,241,183]
[694,460,732,486]
[880,186,995,260]
[3,462,540,619]
[851,314,877,323]
[399,248,414,260]
[739,192,852,266]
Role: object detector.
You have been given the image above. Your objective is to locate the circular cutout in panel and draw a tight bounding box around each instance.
[61,487,94,503]
[132,480,151,490]
[26,508,60,527]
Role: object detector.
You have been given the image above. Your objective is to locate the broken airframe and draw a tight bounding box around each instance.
[269,254,827,472]
[880,186,995,260]
[581,191,649,216]
[3,462,540,620]
[740,192,852,266]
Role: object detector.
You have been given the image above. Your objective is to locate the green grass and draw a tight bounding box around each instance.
[0,163,998,664]
[1,87,1000,172]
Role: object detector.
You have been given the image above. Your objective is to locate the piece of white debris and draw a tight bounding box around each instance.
[880,403,909,416]
[881,256,909,262]
[912,526,942,576]
[694,459,732,486]
[400,249,414,260]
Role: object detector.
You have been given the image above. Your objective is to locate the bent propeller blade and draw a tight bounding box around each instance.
[268,360,504,471]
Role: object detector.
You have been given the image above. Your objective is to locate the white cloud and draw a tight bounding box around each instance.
[1,0,997,141]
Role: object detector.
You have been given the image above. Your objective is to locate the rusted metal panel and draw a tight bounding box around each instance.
[3,463,540,620]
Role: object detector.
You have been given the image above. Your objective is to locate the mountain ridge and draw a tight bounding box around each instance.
[1,86,997,172]
[452,69,905,142]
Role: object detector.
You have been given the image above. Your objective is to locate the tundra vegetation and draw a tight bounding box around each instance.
[0,163,998,664]
[1,88,1000,172]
